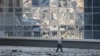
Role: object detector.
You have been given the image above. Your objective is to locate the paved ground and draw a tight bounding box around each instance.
[0,46,100,56]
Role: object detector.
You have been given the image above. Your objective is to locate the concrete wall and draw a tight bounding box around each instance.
[0,38,100,49]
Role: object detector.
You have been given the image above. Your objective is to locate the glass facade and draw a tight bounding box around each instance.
[84,0,100,39]
[0,0,99,39]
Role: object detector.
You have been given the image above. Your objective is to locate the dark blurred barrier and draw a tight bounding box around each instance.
[0,38,100,49]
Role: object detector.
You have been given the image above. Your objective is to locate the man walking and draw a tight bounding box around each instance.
[56,37,63,52]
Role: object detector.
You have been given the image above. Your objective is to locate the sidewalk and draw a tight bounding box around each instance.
[0,46,100,56]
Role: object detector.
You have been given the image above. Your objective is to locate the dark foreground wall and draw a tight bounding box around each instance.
[0,38,100,49]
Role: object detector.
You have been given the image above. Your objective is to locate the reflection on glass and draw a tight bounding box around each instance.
[13,31,23,37]
[23,0,32,8]
[50,0,58,7]
[40,8,50,38]
[50,31,58,38]
[84,31,92,39]
[75,30,83,39]
[84,13,92,25]
[59,8,66,26]
[68,25,75,30]
[31,25,41,37]
[32,25,40,32]
[76,13,84,25]
[67,0,76,8]
[5,0,13,7]
[14,13,22,25]
[15,8,22,12]
[8,8,13,12]
[32,0,39,6]
[5,13,14,26]
[49,7,58,38]
[0,13,4,26]
[59,31,67,38]
[93,14,100,25]
[5,8,13,12]
[49,21,58,38]
[59,25,67,38]
[0,0,4,12]
[0,0,85,39]
[67,8,75,20]
[23,31,31,37]
[32,7,41,20]
[23,26,30,30]
[59,0,67,7]
[32,31,41,37]
[0,0,4,7]
[93,31,100,39]
[5,26,13,31]
[23,13,31,19]
[0,31,5,37]
[67,8,75,25]
[76,25,84,30]
[13,26,23,31]
[0,7,4,12]
[41,20,49,27]
[41,28,49,38]
[50,21,58,29]
[0,26,4,30]
[39,0,49,6]
[23,13,33,26]
[0,25,5,36]
[5,31,13,37]
[66,0,76,26]
[14,0,22,7]
[67,30,75,39]
[76,0,84,25]
[41,7,49,20]
[23,8,31,12]
[50,8,58,20]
